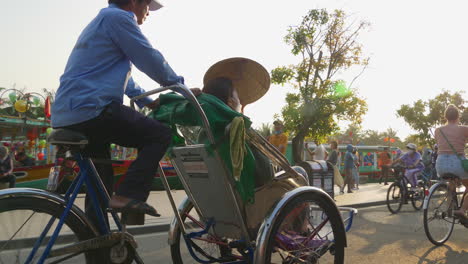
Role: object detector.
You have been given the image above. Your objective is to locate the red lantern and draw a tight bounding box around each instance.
[390,138,395,143]
[37,152,44,160]
[384,137,389,142]
[367,152,371,156]
[44,96,51,118]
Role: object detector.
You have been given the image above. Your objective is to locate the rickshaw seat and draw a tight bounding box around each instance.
[171,144,247,239]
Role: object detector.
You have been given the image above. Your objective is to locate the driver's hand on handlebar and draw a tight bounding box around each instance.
[145,88,203,109]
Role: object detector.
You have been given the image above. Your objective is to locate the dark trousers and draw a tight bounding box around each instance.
[61,102,171,227]
[379,165,390,184]
[0,174,16,188]
[342,168,354,192]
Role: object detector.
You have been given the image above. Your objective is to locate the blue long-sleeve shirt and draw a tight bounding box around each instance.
[52,4,184,127]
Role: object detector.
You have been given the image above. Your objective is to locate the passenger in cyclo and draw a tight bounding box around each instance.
[392,143,425,192]
[0,146,16,189]
[149,57,310,233]
[434,104,468,221]
[51,0,192,225]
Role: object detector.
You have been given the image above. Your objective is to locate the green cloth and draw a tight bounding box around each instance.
[148,93,256,203]
[230,117,246,181]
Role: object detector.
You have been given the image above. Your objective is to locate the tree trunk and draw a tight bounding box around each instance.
[292,118,314,164]
[292,135,305,165]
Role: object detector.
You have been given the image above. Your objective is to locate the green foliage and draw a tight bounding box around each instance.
[256,123,273,138]
[272,9,369,163]
[396,90,467,146]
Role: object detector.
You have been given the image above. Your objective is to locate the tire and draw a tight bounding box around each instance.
[423,183,456,246]
[264,192,345,264]
[411,180,426,211]
[0,196,98,263]
[170,201,240,264]
[386,182,403,214]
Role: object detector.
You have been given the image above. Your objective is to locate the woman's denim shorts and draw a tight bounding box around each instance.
[436,154,468,179]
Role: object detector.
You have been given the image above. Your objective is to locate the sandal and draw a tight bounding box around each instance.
[112,199,161,217]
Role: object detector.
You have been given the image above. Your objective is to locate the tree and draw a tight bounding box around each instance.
[397,90,467,146]
[256,123,272,139]
[271,9,369,163]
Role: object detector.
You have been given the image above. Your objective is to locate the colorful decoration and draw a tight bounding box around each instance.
[8,93,17,102]
[39,139,47,148]
[46,127,53,135]
[384,137,388,142]
[44,96,51,118]
[390,138,395,143]
[33,96,41,106]
[367,152,371,156]
[111,143,116,149]
[14,100,28,113]
[37,152,45,160]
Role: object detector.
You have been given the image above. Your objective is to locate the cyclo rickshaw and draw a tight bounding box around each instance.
[0,61,356,264]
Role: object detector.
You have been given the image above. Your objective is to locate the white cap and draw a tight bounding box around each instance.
[149,0,163,11]
[406,143,417,150]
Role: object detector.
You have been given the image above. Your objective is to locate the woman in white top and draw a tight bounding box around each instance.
[434,104,468,220]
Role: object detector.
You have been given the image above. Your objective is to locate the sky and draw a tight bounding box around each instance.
[1,0,467,140]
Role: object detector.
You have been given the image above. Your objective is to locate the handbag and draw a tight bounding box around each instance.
[439,129,468,172]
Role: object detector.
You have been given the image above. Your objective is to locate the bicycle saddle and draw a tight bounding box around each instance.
[47,129,89,146]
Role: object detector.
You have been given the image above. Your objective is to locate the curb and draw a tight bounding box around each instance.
[128,200,391,234]
[339,200,388,209]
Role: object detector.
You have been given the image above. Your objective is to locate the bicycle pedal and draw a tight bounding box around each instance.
[121,212,145,225]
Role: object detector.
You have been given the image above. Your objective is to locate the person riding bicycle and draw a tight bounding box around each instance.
[51,0,185,224]
[392,143,425,191]
[434,104,468,221]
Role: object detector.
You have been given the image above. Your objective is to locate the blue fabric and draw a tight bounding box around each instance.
[344,144,355,169]
[52,4,184,127]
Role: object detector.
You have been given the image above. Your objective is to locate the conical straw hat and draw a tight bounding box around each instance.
[203,57,270,106]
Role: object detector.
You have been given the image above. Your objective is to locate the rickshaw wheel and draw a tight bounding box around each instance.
[264,192,345,264]
[170,201,241,264]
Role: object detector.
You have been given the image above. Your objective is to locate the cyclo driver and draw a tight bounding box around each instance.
[52,0,186,225]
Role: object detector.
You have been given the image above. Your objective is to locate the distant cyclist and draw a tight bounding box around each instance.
[392,143,425,191]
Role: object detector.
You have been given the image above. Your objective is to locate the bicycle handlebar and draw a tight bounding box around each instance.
[129,84,216,145]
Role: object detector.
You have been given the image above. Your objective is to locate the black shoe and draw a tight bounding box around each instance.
[111,199,161,217]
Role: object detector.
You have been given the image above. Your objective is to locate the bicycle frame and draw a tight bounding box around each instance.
[26,152,121,264]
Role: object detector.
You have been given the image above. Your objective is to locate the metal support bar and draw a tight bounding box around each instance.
[159,165,186,234]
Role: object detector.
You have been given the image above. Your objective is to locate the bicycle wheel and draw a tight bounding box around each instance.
[264,192,345,264]
[411,180,426,211]
[423,183,456,246]
[386,182,403,214]
[0,196,98,263]
[170,201,241,264]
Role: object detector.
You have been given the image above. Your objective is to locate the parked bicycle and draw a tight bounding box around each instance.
[0,84,357,264]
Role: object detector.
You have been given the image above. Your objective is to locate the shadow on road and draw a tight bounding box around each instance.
[415,245,468,264]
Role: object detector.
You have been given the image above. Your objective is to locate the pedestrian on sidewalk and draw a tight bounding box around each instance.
[378,146,392,185]
[352,147,360,190]
[341,144,355,193]
[327,141,344,189]
[0,146,15,188]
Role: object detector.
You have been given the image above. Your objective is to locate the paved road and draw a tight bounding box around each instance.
[129,205,468,264]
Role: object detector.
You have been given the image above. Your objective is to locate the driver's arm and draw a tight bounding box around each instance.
[106,12,184,87]
[124,77,153,108]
